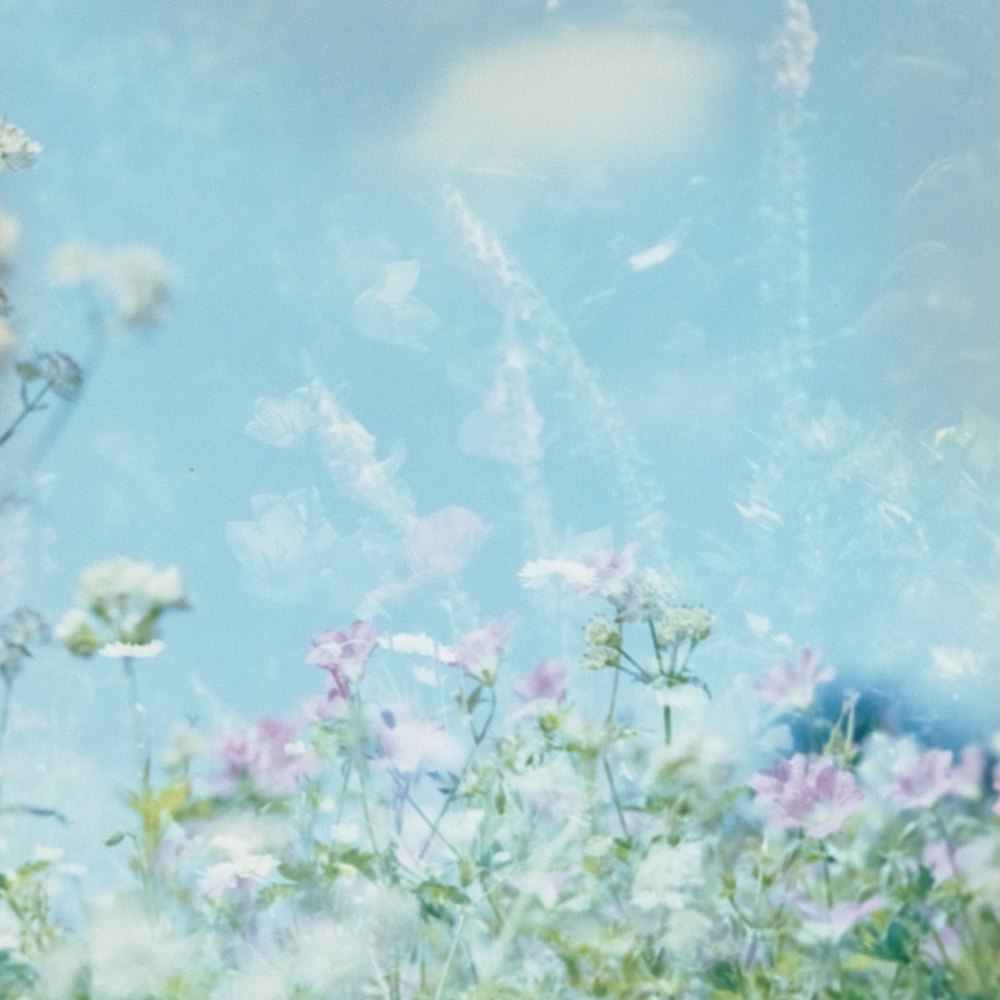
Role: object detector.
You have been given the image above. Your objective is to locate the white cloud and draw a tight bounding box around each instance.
[399,27,732,174]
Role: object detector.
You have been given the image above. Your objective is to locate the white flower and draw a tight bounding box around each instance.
[518,557,598,592]
[631,840,704,910]
[0,120,41,170]
[98,639,165,659]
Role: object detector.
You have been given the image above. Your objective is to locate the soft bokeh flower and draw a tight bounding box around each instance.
[196,834,281,904]
[631,840,704,909]
[753,648,835,710]
[513,658,567,705]
[305,620,377,700]
[880,744,984,810]
[57,557,188,657]
[0,119,41,170]
[446,618,510,684]
[750,754,865,838]
[216,715,320,797]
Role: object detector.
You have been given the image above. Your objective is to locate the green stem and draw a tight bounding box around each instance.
[121,658,149,789]
[602,756,630,838]
[0,382,51,448]
[662,702,672,746]
[606,664,621,723]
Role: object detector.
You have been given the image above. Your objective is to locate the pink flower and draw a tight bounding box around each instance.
[750,754,865,838]
[922,840,960,884]
[448,619,511,683]
[305,620,377,700]
[513,659,567,705]
[216,715,320,797]
[881,745,984,811]
[753,648,835,710]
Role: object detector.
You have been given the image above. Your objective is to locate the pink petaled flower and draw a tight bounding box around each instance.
[753,648,835,710]
[216,715,320,797]
[305,620,377,700]
[513,659,567,705]
[448,619,511,684]
[881,745,984,811]
[750,754,865,838]
[922,840,960,884]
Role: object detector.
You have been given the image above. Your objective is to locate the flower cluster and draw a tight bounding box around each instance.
[55,557,188,657]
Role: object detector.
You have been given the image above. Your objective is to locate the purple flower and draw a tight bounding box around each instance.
[216,715,319,797]
[750,754,865,838]
[305,620,377,700]
[881,745,984,811]
[753,648,835,710]
[449,619,511,683]
[512,659,567,705]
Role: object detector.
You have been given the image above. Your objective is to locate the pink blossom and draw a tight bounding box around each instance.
[216,715,320,797]
[881,745,984,811]
[750,754,864,838]
[512,659,567,706]
[922,840,960,884]
[753,648,835,710]
[305,620,377,700]
[403,506,489,576]
[448,619,511,683]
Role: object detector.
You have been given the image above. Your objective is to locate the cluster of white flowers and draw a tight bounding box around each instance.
[0,119,41,171]
[55,557,188,658]
[77,557,186,609]
[49,243,171,325]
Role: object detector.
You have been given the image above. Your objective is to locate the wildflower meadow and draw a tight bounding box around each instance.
[1,2,999,996]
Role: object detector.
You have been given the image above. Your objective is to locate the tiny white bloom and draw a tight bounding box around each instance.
[99,639,165,659]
